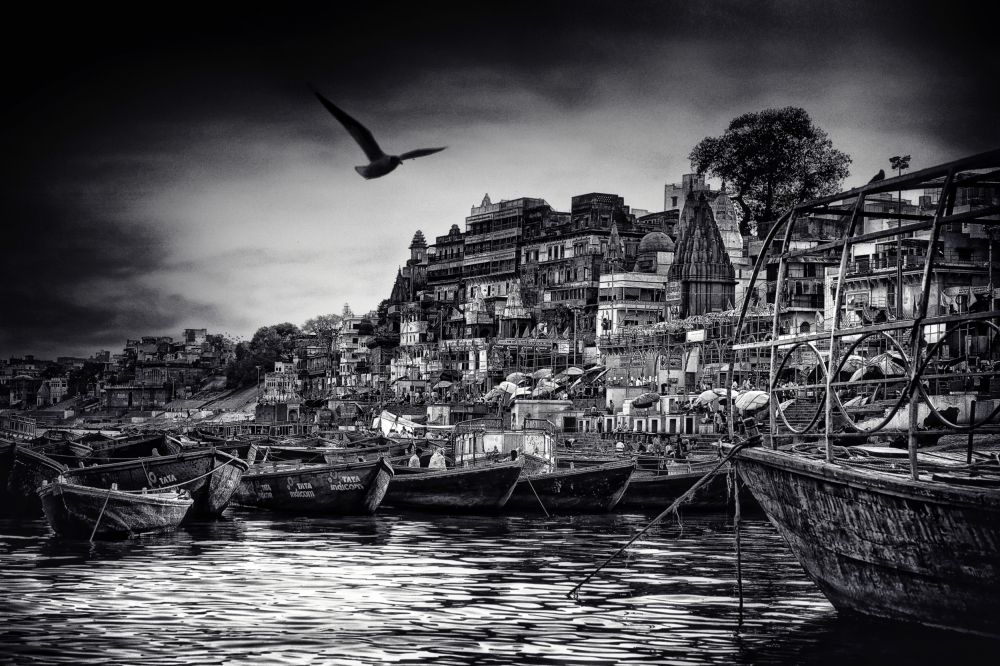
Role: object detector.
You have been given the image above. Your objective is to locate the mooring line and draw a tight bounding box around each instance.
[526,476,549,517]
[566,443,746,600]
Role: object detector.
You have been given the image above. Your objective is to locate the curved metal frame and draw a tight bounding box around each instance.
[913,319,1000,430]
[772,340,829,434]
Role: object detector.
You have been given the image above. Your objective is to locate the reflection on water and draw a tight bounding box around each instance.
[0,509,995,664]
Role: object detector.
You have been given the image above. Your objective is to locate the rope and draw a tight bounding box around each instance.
[526,477,550,517]
[89,488,114,542]
[111,460,226,494]
[566,442,746,599]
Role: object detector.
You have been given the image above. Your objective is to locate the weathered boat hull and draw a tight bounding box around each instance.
[0,440,16,495]
[64,447,250,516]
[617,468,732,510]
[88,434,181,462]
[5,446,67,516]
[505,460,636,514]
[382,460,523,511]
[39,481,193,539]
[232,457,393,515]
[736,446,1000,637]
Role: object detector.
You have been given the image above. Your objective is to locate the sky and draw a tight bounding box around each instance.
[2,1,998,359]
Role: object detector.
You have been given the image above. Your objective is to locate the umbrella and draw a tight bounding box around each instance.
[514,386,532,397]
[531,368,553,380]
[483,387,504,401]
[849,351,906,382]
[735,390,770,412]
[714,387,740,402]
[777,398,795,413]
[842,395,865,407]
[696,389,720,406]
[506,372,529,383]
[565,367,585,377]
[532,381,561,397]
[631,392,661,409]
[497,381,519,395]
[433,380,453,390]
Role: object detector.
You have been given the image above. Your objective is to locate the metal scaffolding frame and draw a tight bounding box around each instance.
[732,147,1000,479]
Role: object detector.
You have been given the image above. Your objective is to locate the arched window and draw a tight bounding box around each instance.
[799,321,811,334]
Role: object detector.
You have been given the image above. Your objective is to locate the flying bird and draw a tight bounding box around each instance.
[309,85,446,179]
[868,169,885,183]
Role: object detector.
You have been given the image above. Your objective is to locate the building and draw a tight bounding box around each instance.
[666,192,737,318]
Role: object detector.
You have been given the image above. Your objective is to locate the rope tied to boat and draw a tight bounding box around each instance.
[566,441,749,600]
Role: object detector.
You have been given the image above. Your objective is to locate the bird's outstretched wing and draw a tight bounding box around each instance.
[398,147,447,161]
[309,86,385,162]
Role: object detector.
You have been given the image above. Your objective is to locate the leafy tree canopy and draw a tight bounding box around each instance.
[689,107,851,236]
[302,313,342,339]
[225,322,301,388]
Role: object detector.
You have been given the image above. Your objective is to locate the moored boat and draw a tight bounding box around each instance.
[382,459,523,511]
[88,433,181,462]
[38,479,193,539]
[63,446,251,516]
[232,457,393,515]
[736,445,1000,637]
[617,466,732,510]
[505,459,637,514]
[6,446,67,516]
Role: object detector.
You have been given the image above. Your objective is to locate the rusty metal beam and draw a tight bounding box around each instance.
[733,309,1000,351]
[780,204,1000,260]
[790,147,1000,210]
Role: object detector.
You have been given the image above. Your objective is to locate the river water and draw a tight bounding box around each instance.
[0,508,994,665]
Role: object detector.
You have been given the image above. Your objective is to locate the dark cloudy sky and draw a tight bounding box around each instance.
[2,1,997,358]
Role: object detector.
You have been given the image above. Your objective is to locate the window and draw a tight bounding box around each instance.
[671,196,678,207]
[799,322,811,334]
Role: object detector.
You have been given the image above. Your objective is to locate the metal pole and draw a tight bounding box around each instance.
[825,196,867,461]
[967,399,977,465]
[908,168,956,481]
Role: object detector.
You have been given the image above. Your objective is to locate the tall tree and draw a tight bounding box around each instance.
[303,313,342,343]
[224,322,301,388]
[689,107,851,237]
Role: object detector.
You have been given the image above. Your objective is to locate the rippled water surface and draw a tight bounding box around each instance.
[1,508,995,664]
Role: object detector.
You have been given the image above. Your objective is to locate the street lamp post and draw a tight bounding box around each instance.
[255,365,262,401]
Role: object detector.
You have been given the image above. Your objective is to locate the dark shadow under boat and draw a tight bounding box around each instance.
[382,459,523,512]
[39,480,193,540]
[63,446,251,516]
[504,459,636,514]
[736,445,1000,638]
[232,457,393,515]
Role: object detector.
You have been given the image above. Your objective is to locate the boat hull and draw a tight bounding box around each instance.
[736,446,1000,637]
[5,446,67,516]
[505,460,636,514]
[232,458,393,515]
[382,460,523,511]
[39,481,193,539]
[618,467,732,510]
[64,448,250,516]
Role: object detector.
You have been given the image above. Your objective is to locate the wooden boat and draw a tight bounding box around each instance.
[0,439,16,492]
[382,459,523,511]
[38,480,193,539]
[232,457,394,515]
[88,433,181,462]
[736,445,1000,637]
[618,467,731,510]
[504,459,637,514]
[5,446,67,516]
[63,446,251,516]
[28,439,94,465]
